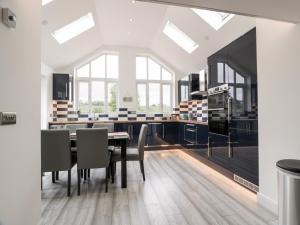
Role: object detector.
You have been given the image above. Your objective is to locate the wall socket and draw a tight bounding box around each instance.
[0,112,17,125]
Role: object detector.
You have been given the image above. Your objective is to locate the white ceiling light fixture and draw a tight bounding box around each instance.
[51,12,95,44]
[42,0,54,6]
[129,18,134,22]
[192,9,235,30]
[163,20,199,54]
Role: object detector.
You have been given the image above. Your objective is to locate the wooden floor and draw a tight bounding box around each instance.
[40,150,277,225]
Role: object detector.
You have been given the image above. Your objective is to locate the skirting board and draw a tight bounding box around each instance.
[257,192,278,215]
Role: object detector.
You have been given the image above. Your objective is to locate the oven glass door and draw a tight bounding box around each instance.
[208,92,227,110]
[208,109,229,136]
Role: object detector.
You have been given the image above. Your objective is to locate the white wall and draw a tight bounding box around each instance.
[256,18,300,213]
[58,45,183,110]
[0,0,41,225]
[41,63,54,129]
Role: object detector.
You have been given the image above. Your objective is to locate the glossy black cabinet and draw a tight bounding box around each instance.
[163,122,180,145]
[146,123,163,146]
[53,74,73,101]
[208,133,230,170]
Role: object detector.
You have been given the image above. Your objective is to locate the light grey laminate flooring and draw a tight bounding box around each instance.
[40,150,277,225]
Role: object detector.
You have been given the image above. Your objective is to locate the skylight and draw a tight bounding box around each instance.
[192,9,235,30]
[51,12,95,44]
[42,0,53,6]
[163,21,199,54]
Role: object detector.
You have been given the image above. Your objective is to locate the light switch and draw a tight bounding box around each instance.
[0,112,16,125]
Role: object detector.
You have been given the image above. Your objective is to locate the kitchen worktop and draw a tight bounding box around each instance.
[48,120,208,126]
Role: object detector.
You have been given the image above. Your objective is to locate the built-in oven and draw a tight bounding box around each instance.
[208,84,231,136]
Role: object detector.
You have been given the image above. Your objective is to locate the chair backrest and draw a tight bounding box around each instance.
[92,123,114,133]
[137,124,148,160]
[76,128,110,170]
[41,130,72,172]
[65,124,87,134]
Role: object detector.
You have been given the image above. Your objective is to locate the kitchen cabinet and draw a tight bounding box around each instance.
[229,124,259,185]
[162,122,180,145]
[146,123,163,146]
[208,132,230,170]
[53,73,73,101]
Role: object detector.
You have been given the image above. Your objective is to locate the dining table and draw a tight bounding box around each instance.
[70,131,130,188]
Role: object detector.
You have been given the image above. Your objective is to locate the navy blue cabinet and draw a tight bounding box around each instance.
[208,133,230,170]
[53,74,72,101]
[163,122,180,145]
[146,123,163,146]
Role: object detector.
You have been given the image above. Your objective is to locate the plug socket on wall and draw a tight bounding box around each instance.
[0,112,17,125]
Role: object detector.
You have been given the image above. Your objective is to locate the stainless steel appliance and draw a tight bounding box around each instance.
[208,84,231,136]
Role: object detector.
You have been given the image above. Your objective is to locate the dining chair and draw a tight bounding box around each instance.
[93,123,115,152]
[76,128,111,195]
[111,124,148,182]
[65,123,88,134]
[92,123,114,132]
[41,130,76,197]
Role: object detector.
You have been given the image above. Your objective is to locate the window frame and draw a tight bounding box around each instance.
[136,55,174,113]
[75,53,119,114]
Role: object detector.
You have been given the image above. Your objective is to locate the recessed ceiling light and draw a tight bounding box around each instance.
[131,0,136,3]
[129,18,134,22]
[51,12,95,44]
[192,9,235,30]
[42,0,53,6]
[163,20,199,54]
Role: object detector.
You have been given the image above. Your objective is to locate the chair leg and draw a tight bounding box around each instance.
[41,174,43,190]
[105,168,109,192]
[140,160,145,181]
[56,171,59,180]
[52,172,56,183]
[67,170,71,197]
[77,169,81,196]
[87,169,90,179]
[80,170,83,178]
[84,169,87,181]
[111,162,115,184]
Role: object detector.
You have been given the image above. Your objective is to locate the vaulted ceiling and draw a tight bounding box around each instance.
[42,0,256,76]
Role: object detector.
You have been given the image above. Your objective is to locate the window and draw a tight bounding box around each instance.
[42,0,54,6]
[52,12,95,44]
[163,21,199,54]
[136,56,174,113]
[76,54,119,114]
[192,9,234,31]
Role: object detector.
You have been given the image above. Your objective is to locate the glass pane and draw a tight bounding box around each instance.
[77,64,89,78]
[91,55,105,78]
[162,68,172,81]
[148,83,160,112]
[228,86,234,98]
[181,85,188,101]
[136,57,147,80]
[78,82,89,113]
[236,73,245,84]
[225,64,234,83]
[148,58,161,80]
[217,63,224,83]
[107,82,118,112]
[137,84,147,112]
[162,84,171,112]
[107,55,119,78]
[91,81,105,113]
[236,87,243,101]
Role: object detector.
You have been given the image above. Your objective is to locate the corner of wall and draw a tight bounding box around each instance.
[257,192,278,215]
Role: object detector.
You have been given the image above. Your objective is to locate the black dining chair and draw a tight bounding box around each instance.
[111,124,148,182]
[41,130,76,197]
[76,128,111,195]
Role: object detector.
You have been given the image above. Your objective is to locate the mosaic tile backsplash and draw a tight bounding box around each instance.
[51,99,208,123]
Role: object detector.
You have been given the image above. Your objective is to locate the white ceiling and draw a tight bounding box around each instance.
[138,0,300,23]
[42,0,256,75]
